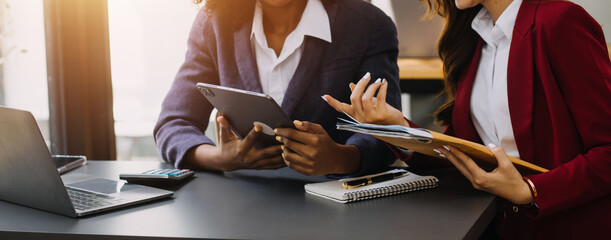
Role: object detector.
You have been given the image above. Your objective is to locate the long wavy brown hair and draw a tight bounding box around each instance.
[420,0,482,126]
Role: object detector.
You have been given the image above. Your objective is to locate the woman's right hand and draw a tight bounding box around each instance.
[323,72,409,127]
[190,116,285,171]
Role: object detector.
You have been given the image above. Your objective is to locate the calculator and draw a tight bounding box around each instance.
[119,169,194,187]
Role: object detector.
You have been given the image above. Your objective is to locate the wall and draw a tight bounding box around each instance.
[571,0,611,41]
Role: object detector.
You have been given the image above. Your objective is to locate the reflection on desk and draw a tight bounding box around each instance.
[0,161,497,240]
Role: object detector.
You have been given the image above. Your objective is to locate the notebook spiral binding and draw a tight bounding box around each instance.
[344,177,439,202]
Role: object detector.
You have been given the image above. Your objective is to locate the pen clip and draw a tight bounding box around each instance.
[342,181,367,189]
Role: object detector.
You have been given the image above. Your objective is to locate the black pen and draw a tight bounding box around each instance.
[342,171,408,189]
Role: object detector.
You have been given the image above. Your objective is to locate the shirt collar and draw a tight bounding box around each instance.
[251,0,332,47]
[297,0,332,43]
[471,0,522,46]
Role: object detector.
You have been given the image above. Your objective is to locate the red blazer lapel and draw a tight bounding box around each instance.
[453,40,484,143]
[507,1,539,161]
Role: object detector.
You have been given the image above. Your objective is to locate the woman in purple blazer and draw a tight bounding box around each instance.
[154,0,401,176]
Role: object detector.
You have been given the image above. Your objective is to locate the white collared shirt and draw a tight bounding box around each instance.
[470,0,522,158]
[251,0,332,105]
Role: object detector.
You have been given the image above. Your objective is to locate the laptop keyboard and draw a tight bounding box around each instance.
[66,187,122,211]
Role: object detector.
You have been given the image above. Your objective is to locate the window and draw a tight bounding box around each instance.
[0,0,49,143]
[107,0,200,161]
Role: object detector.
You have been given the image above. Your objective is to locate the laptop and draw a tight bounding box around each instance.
[0,106,173,217]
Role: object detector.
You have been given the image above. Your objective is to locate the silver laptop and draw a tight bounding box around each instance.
[0,106,173,217]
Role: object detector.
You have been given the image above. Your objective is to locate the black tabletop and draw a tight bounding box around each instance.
[0,161,497,240]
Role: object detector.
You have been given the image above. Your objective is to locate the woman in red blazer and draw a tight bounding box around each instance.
[324,0,610,239]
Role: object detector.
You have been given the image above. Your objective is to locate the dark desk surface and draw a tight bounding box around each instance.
[0,161,497,240]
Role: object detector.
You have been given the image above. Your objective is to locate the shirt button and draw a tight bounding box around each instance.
[512,206,519,213]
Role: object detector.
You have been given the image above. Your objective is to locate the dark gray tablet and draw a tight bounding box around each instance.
[196,83,294,147]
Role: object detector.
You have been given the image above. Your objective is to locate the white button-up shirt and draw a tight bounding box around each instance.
[470,0,522,158]
[251,0,332,105]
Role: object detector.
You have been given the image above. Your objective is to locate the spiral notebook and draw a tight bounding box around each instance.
[304,169,438,203]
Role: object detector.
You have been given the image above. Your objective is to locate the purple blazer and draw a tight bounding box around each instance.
[154,0,401,176]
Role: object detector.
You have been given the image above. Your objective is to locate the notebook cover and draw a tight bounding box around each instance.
[304,169,438,203]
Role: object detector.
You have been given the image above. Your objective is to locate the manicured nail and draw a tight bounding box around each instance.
[282,152,286,160]
[274,128,278,134]
[276,136,282,142]
[321,95,328,102]
[362,72,370,79]
[281,145,285,151]
[382,78,386,83]
[433,149,441,154]
[294,120,303,126]
[349,83,356,89]
[374,78,381,83]
[487,143,497,148]
[439,153,446,158]
[254,125,261,132]
[443,145,450,151]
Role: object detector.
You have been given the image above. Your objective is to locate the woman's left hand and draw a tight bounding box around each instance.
[437,145,534,205]
[274,120,361,176]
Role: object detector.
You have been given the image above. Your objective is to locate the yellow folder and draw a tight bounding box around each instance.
[337,120,549,174]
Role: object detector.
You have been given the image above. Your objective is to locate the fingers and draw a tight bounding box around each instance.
[251,145,282,161]
[282,150,315,175]
[280,136,314,160]
[445,145,487,177]
[438,146,474,183]
[239,123,262,150]
[350,73,372,118]
[322,95,354,118]
[251,155,285,170]
[274,127,317,145]
[361,78,383,114]
[217,116,238,143]
[293,120,327,135]
[377,79,388,108]
[488,144,513,169]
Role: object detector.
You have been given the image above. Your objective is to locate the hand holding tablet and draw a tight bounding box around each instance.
[196,83,294,148]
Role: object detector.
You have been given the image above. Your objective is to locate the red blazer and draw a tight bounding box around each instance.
[395,1,611,239]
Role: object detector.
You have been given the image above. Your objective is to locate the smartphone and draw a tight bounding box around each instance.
[52,155,87,175]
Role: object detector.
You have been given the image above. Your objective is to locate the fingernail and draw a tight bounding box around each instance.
[282,152,286,160]
[274,128,278,134]
[321,95,328,102]
[276,136,282,142]
[254,125,261,132]
[443,145,450,151]
[362,72,370,79]
[382,78,386,83]
[281,145,285,151]
[433,149,441,154]
[439,153,446,158]
[374,78,381,83]
[487,143,497,148]
[294,120,303,126]
[349,83,355,88]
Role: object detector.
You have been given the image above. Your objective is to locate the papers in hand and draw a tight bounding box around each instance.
[336,118,549,174]
[337,117,433,142]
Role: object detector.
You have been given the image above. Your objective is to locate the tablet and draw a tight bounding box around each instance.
[196,83,294,147]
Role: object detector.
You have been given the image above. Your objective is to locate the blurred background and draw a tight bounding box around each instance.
[0,0,609,161]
